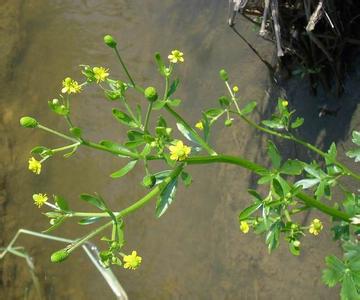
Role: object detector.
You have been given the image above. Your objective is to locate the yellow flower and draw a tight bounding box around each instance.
[168,50,184,63]
[61,77,81,94]
[168,140,191,161]
[281,100,288,107]
[33,193,48,208]
[309,219,323,235]
[232,85,239,93]
[195,121,204,130]
[28,157,41,175]
[123,251,142,270]
[240,221,250,234]
[93,67,109,83]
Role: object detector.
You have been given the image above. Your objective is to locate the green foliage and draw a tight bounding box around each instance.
[19,37,360,298]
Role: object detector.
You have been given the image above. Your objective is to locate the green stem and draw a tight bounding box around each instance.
[123,98,142,128]
[229,110,360,181]
[52,142,81,153]
[114,47,136,87]
[66,164,184,252]
[38,124,78,143]
[144,101,153,133]
[81,140,139,160]
[185,154,350,221]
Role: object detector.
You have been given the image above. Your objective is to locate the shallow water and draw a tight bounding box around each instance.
[0,0,353,299]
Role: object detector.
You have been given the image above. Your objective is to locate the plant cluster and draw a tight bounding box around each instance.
[20,34,359,298]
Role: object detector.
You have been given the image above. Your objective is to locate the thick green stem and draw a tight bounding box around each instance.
[185,155,350,221]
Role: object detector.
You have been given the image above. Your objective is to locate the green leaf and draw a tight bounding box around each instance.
[54,195,70,211]
[154,52,166,76]
[272,178,284,197]
[152,100,167,110]
[167,79,179,98]
[78,216,102,225]
[241,101,257,115]
[42,217,65,233]
[290,117,304,129]
[267,140,282,169]
[48,100,69,116]
[99,140,134,157]
[112,109,138,128]
[202,112,211,142]
[31,146,52,156]
[289,243,300,256]
[80,194,106,211]
[205,108,224,119]
[110,160,137,178]
[69,127,82,139]
[258,175,273,185]
[262,119,284,129]
[341,273,358,300]
[280,159,304,175]
[351,131,360,146]
[265,221,281,252]
[238,202,262,221]
[180,171,192,187]
[153,170,172,185]
[168,99,182,107]
[218,96,230,108]
[155,177,178,218]
[295,178,320,189]
[176,123,199,145]
[346,148,360,162]
[136,105,142,123]
[105,90,122,101]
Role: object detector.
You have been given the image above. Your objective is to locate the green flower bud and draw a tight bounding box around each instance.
[142,175,156,189]
[103,35,117,48]
[20,116,38,128]
[225,119,233,127]
[50,249,69,263]
[293,240,301,248]
[144,86,158,102]
[219,69,228,81]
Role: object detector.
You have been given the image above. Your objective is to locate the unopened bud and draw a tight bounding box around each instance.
[103,35,117,48]
[50,249,69,263]
[142,175,156,189]
[20,116,38,128]
[219,69,228,81]
[225,119,233,127]
[144,87,158,102]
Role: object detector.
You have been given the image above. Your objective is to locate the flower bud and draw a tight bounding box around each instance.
[103,35,117,48]
[219,69,228,81]
[50,249,69,263]
[144,86,158,102]
[225,119,233,127]
[142,175,156,189]
[293,240,301,248]
[20,116,38,128]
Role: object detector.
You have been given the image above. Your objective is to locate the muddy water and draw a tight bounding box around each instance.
[0,0,351,299]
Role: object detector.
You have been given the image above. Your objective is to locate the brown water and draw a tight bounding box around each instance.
[1,0,354,299]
